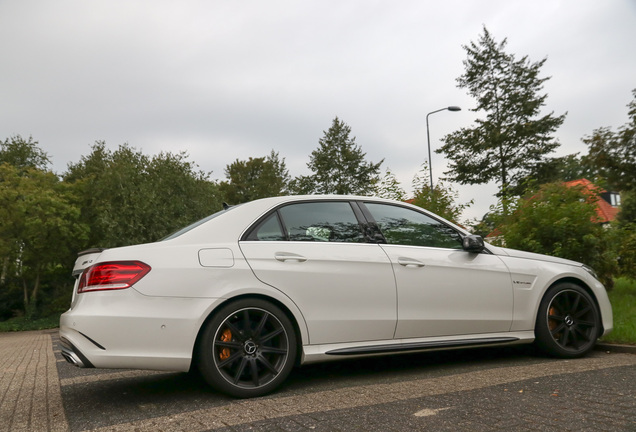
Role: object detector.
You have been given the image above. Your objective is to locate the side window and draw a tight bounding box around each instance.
[245,213,286,241]
[279,202,365,243]
[364,203,462,249]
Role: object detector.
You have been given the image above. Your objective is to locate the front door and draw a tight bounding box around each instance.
[363,202,513,339]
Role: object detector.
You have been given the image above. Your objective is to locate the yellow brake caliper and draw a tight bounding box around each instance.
[219,328,232,361]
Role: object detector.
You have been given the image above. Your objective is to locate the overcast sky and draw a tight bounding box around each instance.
[1,0,635,222]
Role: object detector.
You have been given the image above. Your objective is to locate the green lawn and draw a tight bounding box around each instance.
[602,277,636,345]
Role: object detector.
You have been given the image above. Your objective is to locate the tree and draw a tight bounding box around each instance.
[65,142,221,248]
[582,88,636,192]
[292,117,383,195]
[0,163,88,318]
[437,27,565,211]
[499,182,616,288]
[512,153,596,196]
[219,150,290,203]
[374,168,407,201]
[0,135,50,173]
[409,164,473,224]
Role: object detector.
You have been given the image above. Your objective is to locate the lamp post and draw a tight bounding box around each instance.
[426,106,461,189]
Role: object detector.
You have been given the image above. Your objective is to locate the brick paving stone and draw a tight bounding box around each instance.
[0,330,68,432]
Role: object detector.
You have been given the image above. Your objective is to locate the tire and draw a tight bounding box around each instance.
[534,283,600,358]
[197,298,297,398]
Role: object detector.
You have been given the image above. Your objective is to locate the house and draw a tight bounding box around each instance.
[563,179,620,224]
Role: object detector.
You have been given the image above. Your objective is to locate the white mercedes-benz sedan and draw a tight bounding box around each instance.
[60,195,613,397]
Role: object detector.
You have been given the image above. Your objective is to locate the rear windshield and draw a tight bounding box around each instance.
[160,205,240,241]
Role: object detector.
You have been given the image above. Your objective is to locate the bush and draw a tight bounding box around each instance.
[499,182,617,288]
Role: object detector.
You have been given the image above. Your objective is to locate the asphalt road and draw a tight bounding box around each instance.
[50,334,636,432]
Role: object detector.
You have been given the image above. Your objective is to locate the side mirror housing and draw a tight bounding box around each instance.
[462,234,485,253]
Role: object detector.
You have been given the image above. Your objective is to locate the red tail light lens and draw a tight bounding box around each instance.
[78,261,151,293]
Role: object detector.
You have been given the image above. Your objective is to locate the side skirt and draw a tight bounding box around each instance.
[325,337,520,356]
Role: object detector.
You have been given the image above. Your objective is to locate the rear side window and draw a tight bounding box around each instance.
[364,203,462,249]
[245,201,365,243]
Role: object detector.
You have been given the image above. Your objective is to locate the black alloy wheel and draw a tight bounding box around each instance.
[198,299,297,398]
[535,283,600,358]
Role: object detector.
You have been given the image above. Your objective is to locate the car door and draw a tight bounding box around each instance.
[239,200,397,345]
[362,202,513,339]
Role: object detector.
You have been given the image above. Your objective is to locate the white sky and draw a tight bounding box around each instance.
[1,0,635,222]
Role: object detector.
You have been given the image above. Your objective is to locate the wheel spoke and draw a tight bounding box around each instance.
[217,350,243,368]
[233,356,249,384]
[559,327,570,347]
[249,358,259,387]
[260,327,284,344]
[574,305,591,318]
[242,310,251,333]
[260,346,288,355]
[257,355,280,375]
[568,326,581,347]
[550,322,566,336]
[572,326,591,343]
[576,319,596,328]
[570,294,581,315]
[254,312,269,338]
[224,321,244,342]
[215,340,242,349]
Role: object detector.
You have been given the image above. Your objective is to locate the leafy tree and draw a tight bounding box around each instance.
[499,182,616,288]
[0,135,50,173]
[437,27,565,211]
[511,153,597,196]
[65,142,221,248]
[582,88,636,192]
[374,168,407,201]
[292,117,383,195]
[219,150,290,204]
[0,163,88,318]
[409,165,473,224]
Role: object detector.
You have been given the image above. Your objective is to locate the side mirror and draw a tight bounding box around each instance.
[462,234,485,253]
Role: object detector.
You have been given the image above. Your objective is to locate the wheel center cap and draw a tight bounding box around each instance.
[564,315,575,326]
[244,340,258,355]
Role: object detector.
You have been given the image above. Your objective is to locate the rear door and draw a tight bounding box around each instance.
[239,200,397,345]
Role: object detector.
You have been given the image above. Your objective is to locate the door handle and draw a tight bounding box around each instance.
[397,257,425,267]
[275,252,307,262]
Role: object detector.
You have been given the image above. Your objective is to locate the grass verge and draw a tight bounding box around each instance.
[601,277,636,345]
[0,314,60,332]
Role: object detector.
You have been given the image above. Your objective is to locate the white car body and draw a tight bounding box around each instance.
[59,195,613,397]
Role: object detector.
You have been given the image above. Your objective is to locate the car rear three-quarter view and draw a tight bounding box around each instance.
[59,195,613,398]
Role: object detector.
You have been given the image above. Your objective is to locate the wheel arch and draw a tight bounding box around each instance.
[191,294,305,369]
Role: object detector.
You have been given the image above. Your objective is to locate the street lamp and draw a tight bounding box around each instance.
[426,106,461,189]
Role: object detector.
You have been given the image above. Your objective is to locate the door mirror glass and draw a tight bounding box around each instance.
[462,235,485,253]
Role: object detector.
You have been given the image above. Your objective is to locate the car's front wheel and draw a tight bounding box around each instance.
[198,299,297,398]
[535,283,600,358]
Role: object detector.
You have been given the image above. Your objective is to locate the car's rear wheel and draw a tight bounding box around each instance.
[198,298,297,398]
[535,283,600,358]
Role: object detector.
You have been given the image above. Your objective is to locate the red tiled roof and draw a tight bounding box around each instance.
[563,179,619,223]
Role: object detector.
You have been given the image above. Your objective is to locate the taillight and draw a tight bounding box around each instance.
[78,261,151,293]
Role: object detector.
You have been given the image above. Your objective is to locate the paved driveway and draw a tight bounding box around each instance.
[1,330,635,431]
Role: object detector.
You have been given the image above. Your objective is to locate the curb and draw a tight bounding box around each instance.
[595,342,636,354]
